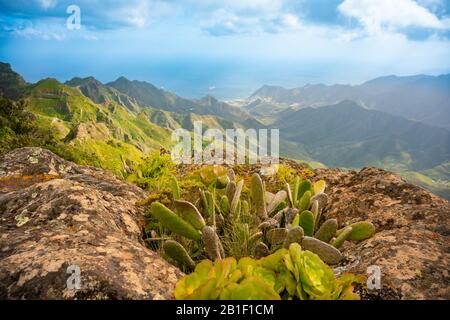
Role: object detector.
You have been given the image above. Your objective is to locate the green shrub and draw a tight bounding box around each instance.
[174,244,364,300]
[126,151,175,190]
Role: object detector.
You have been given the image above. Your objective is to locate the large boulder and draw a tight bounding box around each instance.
[315,167,450,300]
[0,148,183,299]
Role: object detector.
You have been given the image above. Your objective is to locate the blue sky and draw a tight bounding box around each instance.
[1,0,450,99]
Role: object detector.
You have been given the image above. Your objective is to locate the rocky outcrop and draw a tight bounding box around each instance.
[1,148,448,300]
[315,167,450,300]
[0,148,183,299]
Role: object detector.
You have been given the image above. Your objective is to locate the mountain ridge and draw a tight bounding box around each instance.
[1,62,449,199]
[275,100,450,173]
[248,74,450,129]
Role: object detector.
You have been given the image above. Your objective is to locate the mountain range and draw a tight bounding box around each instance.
[245,74,450,129]
[0,62,449,198]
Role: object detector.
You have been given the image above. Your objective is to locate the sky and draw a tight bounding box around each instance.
[1,0,450,99]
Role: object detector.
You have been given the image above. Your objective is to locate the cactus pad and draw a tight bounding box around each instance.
[266,228,288,245]
[301,236,343,265]
[150,202,201,241]
[163,240,196,271]
[298,210,315,237]
[314,218,338,243]
[283,226,304,249]
[174,200,206,230]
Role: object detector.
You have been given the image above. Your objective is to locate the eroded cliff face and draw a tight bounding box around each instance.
[0,148,182,299]
[0,148,448,300]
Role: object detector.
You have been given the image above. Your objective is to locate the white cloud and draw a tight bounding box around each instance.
[38,0,57,10]
[187,0,283,14]
[196,0,304,35]
[104,0,181,28]
[14,26,65,40]
[338,0,450,35]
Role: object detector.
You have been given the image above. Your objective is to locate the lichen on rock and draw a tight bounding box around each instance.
[0,148,183,300]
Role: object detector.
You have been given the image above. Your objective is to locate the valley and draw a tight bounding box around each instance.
[1,61,449,199]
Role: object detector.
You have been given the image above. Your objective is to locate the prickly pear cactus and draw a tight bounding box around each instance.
[340,221,375,241]
[298,190,311,212]
[202,226,224,261]
[251,173,267,219]
[283,226,304,249]
[150,202,201,241]
[146,167,377,278]
[226,181,236,203]
[230,180,244,217]
[266,228,288,245]
[267,190,287,216]
[313,180,326,195]
[310,193,329,212]
[332,226,353,249]
[163,240,196,271]
[314,219,338,243]
[174,200,206,230]
[301,236,343,265]
[297,180,312,203]
[298,210,315,237]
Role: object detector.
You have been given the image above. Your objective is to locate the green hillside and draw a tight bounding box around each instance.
[401,171,450,200]
[1,62,448,200]
[107,77,254,123]
[65,77,141,113]
[23,78,173,177]
[275,101,450,171]
[0,62,28,99]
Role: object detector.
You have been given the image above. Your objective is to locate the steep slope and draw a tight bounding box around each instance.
[66,77,141,113]
[0,97,55,155]
[108,77,255,124]
[275,101,450,171]
[24,78,173,176]
[0,62,28,100]
[401,162,450,200]
[66,77,260,132]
